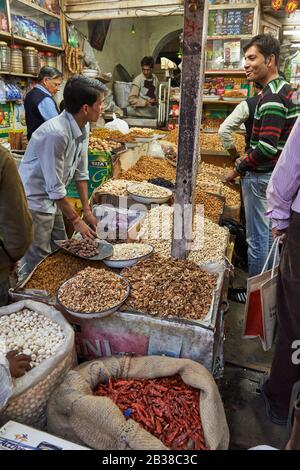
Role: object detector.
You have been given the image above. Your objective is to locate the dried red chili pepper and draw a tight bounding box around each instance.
[94,374,208,450]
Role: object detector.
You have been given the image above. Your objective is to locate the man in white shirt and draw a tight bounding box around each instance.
[19,75,106,274]
[219,82,263,162]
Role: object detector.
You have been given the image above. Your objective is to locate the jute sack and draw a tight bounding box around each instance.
[47,356,229,450]
[0,300,75,429]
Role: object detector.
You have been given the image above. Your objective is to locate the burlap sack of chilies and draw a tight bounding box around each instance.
[47,355,229,450]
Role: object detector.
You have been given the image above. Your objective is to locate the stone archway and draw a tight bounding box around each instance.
[152,29,183,63]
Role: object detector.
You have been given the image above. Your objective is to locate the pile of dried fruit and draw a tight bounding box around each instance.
[91,128,125,141]
[139,206,228,265]
[129,127,155,138]
[199,162,230,179]
[120,156,176,182]
[89,136,121,152]
[196,172,240,207]
[60,239,99,258]
[22,252,104,296]
[194,189,224,223]
[58,267,129,313]
[109,243,153,261]
[94,179,133,197]
[127,182,172,199]
[121,255,216,320]
[164,129,245,155]
[0,309,65,370]
[200,132,245,154]
[201,118,224,130]
[94,375,208,450]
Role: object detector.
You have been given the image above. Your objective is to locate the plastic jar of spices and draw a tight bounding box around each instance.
[0,41,10,72]
[23,47,39,75]
[10,45,23,74]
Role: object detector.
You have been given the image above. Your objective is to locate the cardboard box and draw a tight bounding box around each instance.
[0,421,88,450]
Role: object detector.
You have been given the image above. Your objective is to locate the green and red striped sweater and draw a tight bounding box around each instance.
[236,77,300,174]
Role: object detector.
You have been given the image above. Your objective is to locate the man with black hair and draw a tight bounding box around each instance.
[19,75,106,274]
[127,56,159,118]
[226,34,300,278]
[24,66,63,140]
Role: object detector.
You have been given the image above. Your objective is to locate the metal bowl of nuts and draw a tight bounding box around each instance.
[54,238,113,261]
[102,243,154,269]
[127,182,173,204]
[57,267,131,319]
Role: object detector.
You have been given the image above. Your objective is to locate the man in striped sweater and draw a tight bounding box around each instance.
[226,34,300,277]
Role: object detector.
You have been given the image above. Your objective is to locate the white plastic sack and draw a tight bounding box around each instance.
[148,141,165,159]
[0,300,75,428]
[105,113,129,134]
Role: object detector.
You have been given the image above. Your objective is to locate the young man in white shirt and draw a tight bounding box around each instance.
[19,75,107,275]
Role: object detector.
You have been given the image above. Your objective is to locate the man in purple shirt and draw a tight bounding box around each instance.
[262,114,300,425]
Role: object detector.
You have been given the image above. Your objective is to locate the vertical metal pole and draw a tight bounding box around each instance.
[171,0,208,259]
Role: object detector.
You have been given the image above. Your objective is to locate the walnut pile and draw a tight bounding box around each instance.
[58,267,129,313]
[22,252,104,296]
[60,239,99,258]
[120,156,176,182]
[121,255,217,321]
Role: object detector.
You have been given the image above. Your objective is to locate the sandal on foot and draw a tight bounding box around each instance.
[228,287,247,304]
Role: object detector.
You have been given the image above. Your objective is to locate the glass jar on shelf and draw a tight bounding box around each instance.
[0,41,10,72]
[38,51,47,70]
[45,52,57,68]
[23,47,39,75]
[10,45,23,74]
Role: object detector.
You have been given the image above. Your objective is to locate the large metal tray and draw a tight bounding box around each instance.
[54,239,113,261]
[56,274,130,319]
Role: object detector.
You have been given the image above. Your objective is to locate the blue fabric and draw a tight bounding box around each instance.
[19,111,89,214]
[38,96,59,121]
[241,171,273,277]
[24,85,59,140]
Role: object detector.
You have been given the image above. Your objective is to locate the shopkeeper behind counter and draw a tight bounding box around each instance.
[127,56,159,119]
[19,75,107,276]
[24,66,63,140]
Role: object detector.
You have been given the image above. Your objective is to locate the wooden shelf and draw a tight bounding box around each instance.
[209,3,257,10]
[0,30,11,38]
[12,0,61,19]
[205,70,246,75]
[203,99,245,104]
[0,32,63,51]
[0,71,37,78]
[207,35,253,40]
